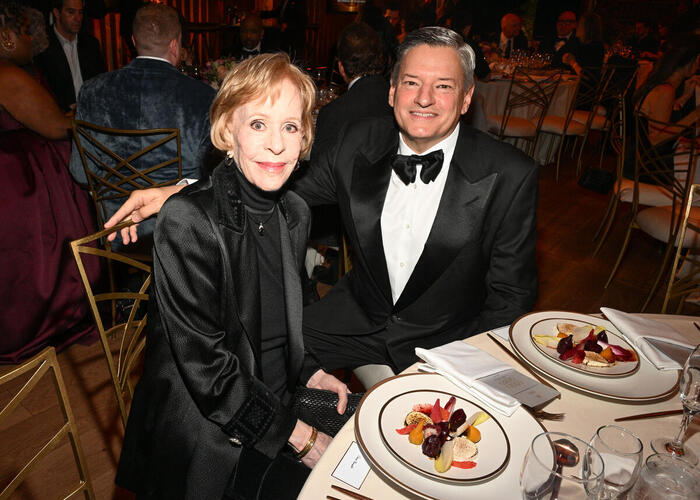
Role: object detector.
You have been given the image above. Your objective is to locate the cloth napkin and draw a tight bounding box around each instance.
[601,308,695,370]
[415,341,520,416]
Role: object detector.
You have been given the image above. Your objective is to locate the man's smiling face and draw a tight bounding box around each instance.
[389,44,472,153]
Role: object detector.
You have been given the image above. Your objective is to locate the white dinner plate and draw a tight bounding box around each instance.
[378,390,509,483]
[510,311,680,401]
[355,372,549,499]
[530,317,639,377]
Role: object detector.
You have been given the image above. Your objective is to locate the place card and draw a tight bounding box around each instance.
[331,441,371,490]
[479,369,560,409]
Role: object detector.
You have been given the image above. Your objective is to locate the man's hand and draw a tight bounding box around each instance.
[306,369,350,414]
[104,185,184,244]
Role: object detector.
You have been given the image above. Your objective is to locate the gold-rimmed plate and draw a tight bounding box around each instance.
[530,317,639,377]
[510,311,680,402]
[378,389,509,484]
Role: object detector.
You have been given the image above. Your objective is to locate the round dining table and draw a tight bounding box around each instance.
[298,313,700,499]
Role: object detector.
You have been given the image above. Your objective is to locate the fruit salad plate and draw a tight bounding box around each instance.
[529,316,640,377]
[355,372,548,500]
[378,389,509,484]
[510,311,680,402]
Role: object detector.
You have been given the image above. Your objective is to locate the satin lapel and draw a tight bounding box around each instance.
[279,206,304,388]
[393,137,499,311]
[349,146,395,304]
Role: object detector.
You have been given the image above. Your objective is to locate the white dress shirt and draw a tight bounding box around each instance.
[499,32,513,55]
[54,26,83,97]
[381,124,460,304]
[554,33,572,52]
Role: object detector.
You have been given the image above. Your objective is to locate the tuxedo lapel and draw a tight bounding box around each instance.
[349,143,396,304]
[394,127,498,311]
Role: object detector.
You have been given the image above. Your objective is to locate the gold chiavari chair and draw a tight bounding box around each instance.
[0,347,95,499]
[604,114,697,306]
[487,68,562,157]
[70,221,151,428]
[661,184,700,313]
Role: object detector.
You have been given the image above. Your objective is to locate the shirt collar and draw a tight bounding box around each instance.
[500,32,511,45]
[347,76,362,89]
[54,25,77,46]
[243,41,262,53]
[398,122,460,158]
[136,55,173,65]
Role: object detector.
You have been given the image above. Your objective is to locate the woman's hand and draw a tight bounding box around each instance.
[288,420,332,468]
[104,185,185,243]
[306,369,350,414]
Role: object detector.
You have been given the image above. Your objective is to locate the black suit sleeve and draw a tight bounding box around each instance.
[292,128,341,207]
[153,195,296,458]
[477,162,538,331]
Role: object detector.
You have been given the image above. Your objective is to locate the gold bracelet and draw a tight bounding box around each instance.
[295,426,318,459]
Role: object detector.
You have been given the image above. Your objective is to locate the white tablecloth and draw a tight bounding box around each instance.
[298,313,700,500]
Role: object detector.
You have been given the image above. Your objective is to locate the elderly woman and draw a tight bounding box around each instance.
[116,53,348,500]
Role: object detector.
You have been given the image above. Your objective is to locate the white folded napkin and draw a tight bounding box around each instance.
[601,308,695,370]
[415,341,520,416]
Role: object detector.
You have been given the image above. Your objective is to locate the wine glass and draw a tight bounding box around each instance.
[520,432,604,499]
[628,454,700,500]
[651,344,700,465]
[589,425,643,499]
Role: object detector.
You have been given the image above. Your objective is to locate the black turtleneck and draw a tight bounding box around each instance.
[234,166,291,403]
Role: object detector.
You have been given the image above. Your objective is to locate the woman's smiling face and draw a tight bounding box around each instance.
[227,78,303,191]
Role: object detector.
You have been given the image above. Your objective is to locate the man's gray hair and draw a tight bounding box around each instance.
[391,26,475,91]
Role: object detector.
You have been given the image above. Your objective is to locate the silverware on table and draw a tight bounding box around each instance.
[331,484,374,500]
[614,409,684,422]
[486,333,565,421]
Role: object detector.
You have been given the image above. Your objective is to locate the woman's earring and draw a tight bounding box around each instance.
[225,151,234,166]
[0,30,15,52]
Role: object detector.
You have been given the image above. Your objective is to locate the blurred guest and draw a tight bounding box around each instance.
[358,0,398,70]
[562,12,604,75]
[541,10,580,68]
[222,12,279,60]
[450,7,489,79]
[116,53,348,500]
[34,0,104,112]
[630,19,659,58]
[0,0,99,362]
[498,12,528,58]
[69,3,215,242]
[384,2,401,33]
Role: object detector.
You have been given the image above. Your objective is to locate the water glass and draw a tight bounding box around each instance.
[590,425,643,499]
[628,454,700,500]
[521,432,604,499]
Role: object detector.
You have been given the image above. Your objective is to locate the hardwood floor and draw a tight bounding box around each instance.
[1,148,697,499]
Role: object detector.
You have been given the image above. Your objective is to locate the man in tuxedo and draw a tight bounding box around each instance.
[499,12,528,58]
[35,0,105,112]
[541,10,580,68]
[222,12,279,60]
[296,26,538,375]
[69,3,215,241]
[103,27,538,377]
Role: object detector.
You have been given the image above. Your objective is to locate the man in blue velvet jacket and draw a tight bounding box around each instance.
[69,3,215,241]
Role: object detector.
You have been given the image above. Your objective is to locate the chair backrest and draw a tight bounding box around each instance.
[70,221,151,428]
[496,68,562,139]
[663,184,700,313]
[72,120,182,229]
[0,347,95,499]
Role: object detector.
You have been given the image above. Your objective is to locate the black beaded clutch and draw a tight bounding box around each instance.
[293,387,364,437]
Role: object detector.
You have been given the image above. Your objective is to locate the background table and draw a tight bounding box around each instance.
[298,313,700,500]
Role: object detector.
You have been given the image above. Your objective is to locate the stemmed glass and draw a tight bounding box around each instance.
[589,425,643,499]
[651,344,700,465]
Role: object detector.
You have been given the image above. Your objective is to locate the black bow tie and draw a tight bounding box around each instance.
[391,150,444,185]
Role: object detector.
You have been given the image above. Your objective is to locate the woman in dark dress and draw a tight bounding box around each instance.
[0,1,99,363]
[116,53,349,499]
[562,12,605,75]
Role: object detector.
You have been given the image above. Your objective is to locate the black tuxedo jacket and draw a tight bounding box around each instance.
[35,28,105,112]
[541,34,580,68]
[295,117,538,370]
[311,74,392,163]
[116,164,318,499]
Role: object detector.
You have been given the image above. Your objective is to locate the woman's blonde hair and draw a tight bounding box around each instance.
[210,52,316,158]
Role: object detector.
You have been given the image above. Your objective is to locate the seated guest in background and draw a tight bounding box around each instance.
[69,3,215,242]
[498,12,528,58]
[450,8,489,80]
[630,19,659,58]
[384,2,401,35]
[358,0,398,71]
[0,0,99,363]
[222,12,279,60]
[105,28,539,381]
[562,12,604,75]
[541,10,580,68]
[35,0,105,112]
[311,21,391,162]
[116,53,348,500]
